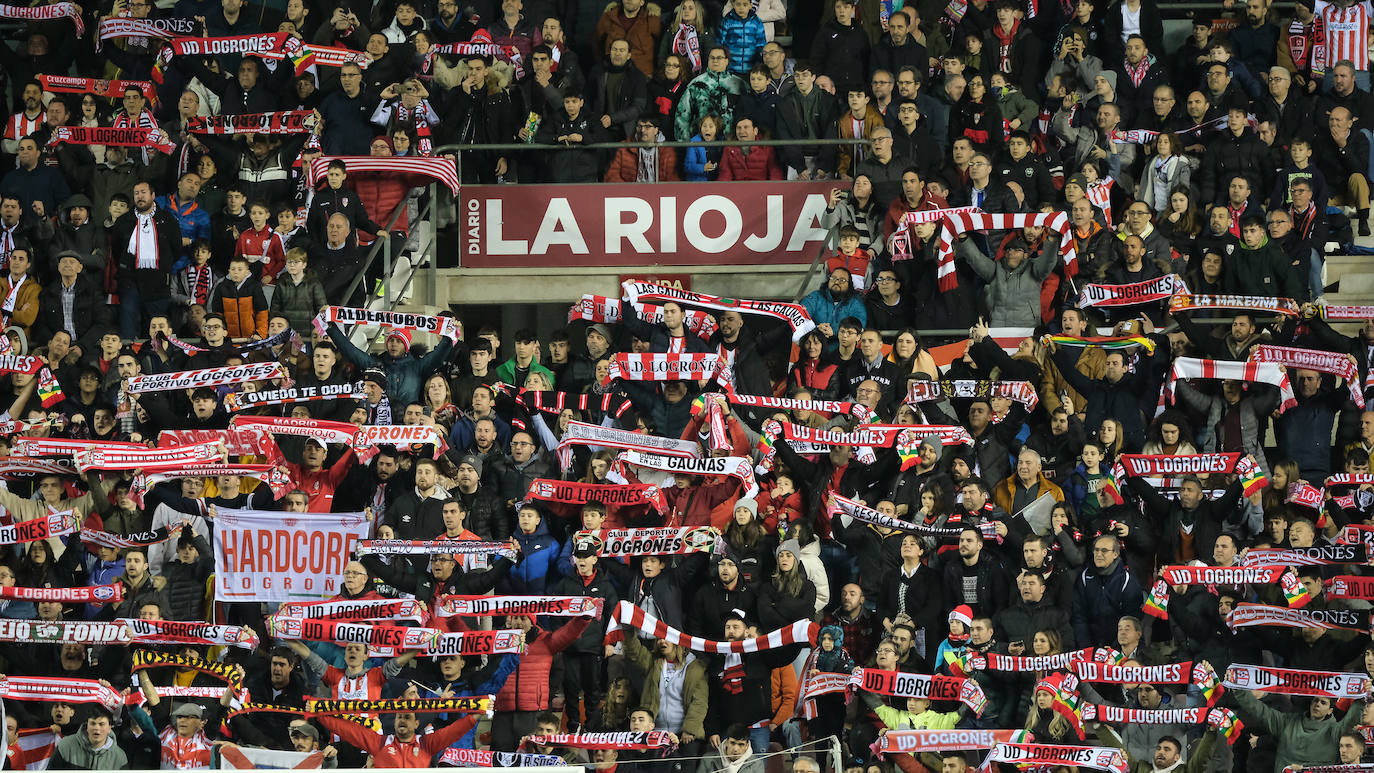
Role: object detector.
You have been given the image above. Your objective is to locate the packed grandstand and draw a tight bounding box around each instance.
[6,0,1374,769]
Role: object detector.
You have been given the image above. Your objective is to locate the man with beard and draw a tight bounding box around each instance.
[621,631,708,755]
[703,612,802,753]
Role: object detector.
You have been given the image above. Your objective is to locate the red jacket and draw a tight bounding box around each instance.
[717,145,783,181]
[318,714,478,768]
[604,147,680,182]
[353,172,428,238]
[494,617,591,711]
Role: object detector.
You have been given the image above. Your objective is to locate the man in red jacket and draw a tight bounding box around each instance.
[317,710,480,767]
[718,117,783,181]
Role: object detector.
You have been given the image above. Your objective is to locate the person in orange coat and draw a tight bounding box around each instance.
[207,258,268,339]
[718,117,783,181]
[604,117,681,183]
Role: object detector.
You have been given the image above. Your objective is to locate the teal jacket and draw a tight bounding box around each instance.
[327,324,454,407]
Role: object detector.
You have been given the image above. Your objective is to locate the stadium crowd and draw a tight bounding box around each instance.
[11,0,1374,769]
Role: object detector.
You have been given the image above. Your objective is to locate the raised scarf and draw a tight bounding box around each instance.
[0,3,83,34]
[671,23,702,70]
[73,442,220,472]
[983,743,1127,773]
[1250,344,1364,408]
[0,513,78,545]
[1079,274,1189,308]
[1161,357,1297,415]
[934,211,1075,291]
[1168,293,1301,316]
[621,281,816,342]
[314,306,461,341]
[1226,602,1370,633]
[1223,664,1369,698]
[554,420,700,472]
[436,595,603,618]
[50,125,174,154]
[614,450,759,497]
[118,618,260,649]
[570,295,718,339]
[189,111,314,134]
[521,732,675,751]
[905,379,1039,411]
[125,362,285,393]
[571,526,719,557]
[277,598,427,623]
[526,478,667,513]
[849,667,988,715]
[0,583,122,604]
[607,600,816,653]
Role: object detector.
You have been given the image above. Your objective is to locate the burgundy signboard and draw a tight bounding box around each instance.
[461,181,835,267]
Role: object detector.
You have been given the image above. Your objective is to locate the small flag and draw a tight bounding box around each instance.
[1207,707,1244,745]
[1143,578,1170,619]
[1280,568,1312,608]
[37,368,64,408]
[1193,662,1222,706]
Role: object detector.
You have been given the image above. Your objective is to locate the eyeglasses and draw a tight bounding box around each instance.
[1093,547,1118,554]
[510,441,535,447]
[875,277,896,283]
[968,161,989,167]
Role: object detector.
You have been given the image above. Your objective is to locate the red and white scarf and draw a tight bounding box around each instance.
[306,156,460,194]
[525,478,667,513]
[1086,178,1115,227]
[1250,344,1363,407]
[125,362,285,393]
[1109,129,1161,145]
[607,600,816,653]
[0,354,47,375]
[874,729,1022,757]
[13,438,147,457]
[1169,293,1301,316]
[38,75,154,100]
[605,352,728,386]
[0,513,78,545]
[573,526,720,557]
[614,450,758,497]
[1161,564,1290,586]
[313,305,461,341]
[428,629,527,656]
[905,380,1039,412]
[935,211,1074,291]
[1223,664,1369,698]
[74,442,220,472]
[0,583,122,604]
[189,111,314,135]
[264,616,440,651]
[229,414,356,445]
[0,2,83,35]
[439,749,564,767]
[131,465,292,507]
[0,619,131,645]
[0,677,122,711]
[521,732,676,751]
[1079,274,1188,308]
[671,23,702,70]
[982,743,1127,773]
[1162,357,1297,414]
[435,595,603,618]
[0,459,77,479]
[850,667,987,714]
[724,388,872,422]
[555,420,700,472]
[967,648,1094,672]
[277,598,427,623]
[50,125,174,154]
[569,294,718,340]
[1326,576,1374,600]
[1119,453,1241,477]
[1319,303,1374,321]
[223,382,367,411]
[119,618,260,649]
[621,281,816,342]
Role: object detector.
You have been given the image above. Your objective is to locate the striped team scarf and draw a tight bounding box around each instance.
[894,426,976,470]
[554,420,700,472]
[935,211,1075,291]
[303,695,493,716]
[131,650,244,688]
[604,353,728,386]
[225,381,367,411]
[1318,303,1374,321]
[73,442,220,472]
[1119,453,1241,477]
[354,540,517,560]
[1250,344,1364,408]
[1045,333,1157,353]
[848,667,988,715]
[0,677,122,710]
[37,74,153,100]
[967,648,1094,672]
[1082,704,1205,724]
[872,729,1027,758]
[573,527,720,557]
[1223,664,1370,698]
[1327,575,1374,600]
[568,295,719,339]
[0,619,131,645]
[688,394,732,451]
[723,387,872,422]
[1226,602,1370,633]
[521,732,676,751]
[1280,763,1372,772]
[905,379,1039,411]
[228,414,356,445]
[1086,178,1115,227]
[826,493,998,539]
[130,464,292,507]
[0,583,121,604]
[511,389,633,419]
[80,525,181,550]
[614,450,758,498]
[0,354,46,375]
[1078,274,1189,308]
[264,615,440,651]
[1072,658,1194,685]
[0,3,84,35]
[1108,129,1160,145]
[152,32,300,82]
[118,618,260,649]
[983,743,1127,773]
[891,206,984,260]
[13,438,147,457]
[124,362,285,393]
[306,156,460,194]
[795,669,852,720]
[438,749,565,767]
[1168,293,1301,316]
[0,458,78,479]
[188,111,314,135]
[95,15,196,44]
[314,305,461,341]
[526,478,667,513]
[754,421,922,471]
[1241,544,1368,566]
[49,125,175,155]
[1162,357,1297,416]
[621,281,816,342]
[0,513,78,545]
[277,598,427,623]
[435,595,603,618]
[608,600,817,653]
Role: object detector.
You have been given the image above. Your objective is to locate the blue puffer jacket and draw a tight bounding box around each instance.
[499,520,561,595]
[801,286,867,337]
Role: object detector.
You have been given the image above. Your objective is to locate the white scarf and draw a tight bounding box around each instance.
[2,275,25,318]
[130,210,159,269]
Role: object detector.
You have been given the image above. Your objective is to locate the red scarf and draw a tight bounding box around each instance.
[992,20,1019,73]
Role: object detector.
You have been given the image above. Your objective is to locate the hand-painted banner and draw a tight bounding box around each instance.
[573,527,718,557]
[214,509,370,601]
[1224,664,1370,698]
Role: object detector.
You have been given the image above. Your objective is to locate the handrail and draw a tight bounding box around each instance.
[341,192,414,309]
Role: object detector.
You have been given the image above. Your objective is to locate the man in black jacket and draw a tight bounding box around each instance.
[31,252,110,355]
[690,551,759,637]
[231,646,309,750]
[110,181,183,339]
[550,539,619,732]
[809,0,869,93]
[941,526,1011,618]
[586,40,649,141]
[994,569,1074,650]
[775,62,839,178]
[703,614,803,752]
[1316,105,1372,236]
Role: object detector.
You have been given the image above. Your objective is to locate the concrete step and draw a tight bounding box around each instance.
[1334,273,1374,294]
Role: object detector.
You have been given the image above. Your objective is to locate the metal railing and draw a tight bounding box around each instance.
[341,181,440,315]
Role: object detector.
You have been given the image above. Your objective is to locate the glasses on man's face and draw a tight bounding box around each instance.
[1093,547,1117,554]
[968,161,989,168]
[511,441,535,448]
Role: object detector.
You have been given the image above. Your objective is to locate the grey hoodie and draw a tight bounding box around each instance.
[51,729,129,770]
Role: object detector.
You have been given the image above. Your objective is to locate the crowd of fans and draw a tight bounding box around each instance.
[8,0,1374,770]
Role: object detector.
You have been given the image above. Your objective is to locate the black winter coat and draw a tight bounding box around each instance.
[1071,558,1144,647]
[549,566,620,653]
